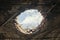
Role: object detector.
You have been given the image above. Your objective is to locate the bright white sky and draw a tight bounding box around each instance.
[16,9,44,30]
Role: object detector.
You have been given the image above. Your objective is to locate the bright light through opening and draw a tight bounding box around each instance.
[16,9,44,34]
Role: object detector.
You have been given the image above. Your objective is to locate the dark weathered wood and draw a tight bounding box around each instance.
[0,0,60,40]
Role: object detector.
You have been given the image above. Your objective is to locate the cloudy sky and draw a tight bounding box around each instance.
[16,9,44,30]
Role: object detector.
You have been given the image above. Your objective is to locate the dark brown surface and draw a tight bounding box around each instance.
[0,0,60,40]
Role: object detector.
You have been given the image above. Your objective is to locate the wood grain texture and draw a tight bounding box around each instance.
[0,0,60,40]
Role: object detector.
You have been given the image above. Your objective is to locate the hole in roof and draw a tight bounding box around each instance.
[16,9,44,34]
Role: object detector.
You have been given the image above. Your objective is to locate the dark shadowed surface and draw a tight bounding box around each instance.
[0,0,60,40]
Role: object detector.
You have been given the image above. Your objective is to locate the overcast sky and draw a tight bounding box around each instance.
[16,9,44,30]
